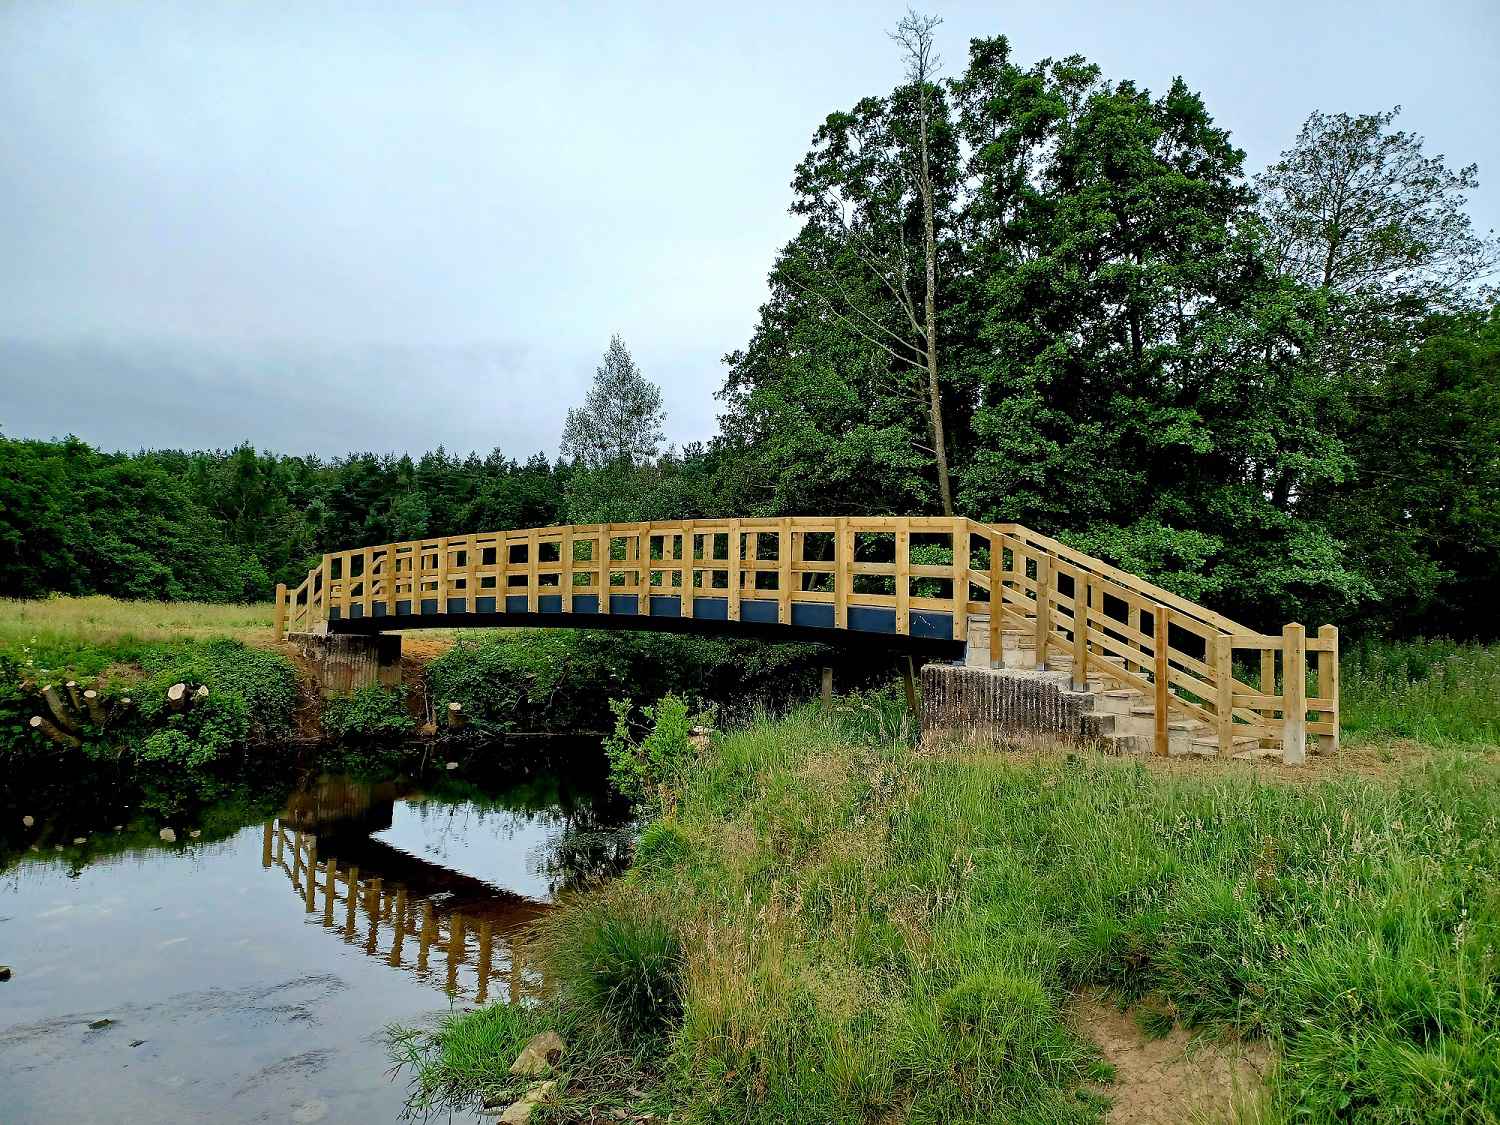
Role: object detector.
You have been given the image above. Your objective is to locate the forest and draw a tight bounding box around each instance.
[2,35,1495,639]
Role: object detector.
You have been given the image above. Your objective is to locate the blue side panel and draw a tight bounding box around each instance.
[650,595,681,618]
[349,604,364,619]
[447,597,467,614]
[421,598,438,616]
[911,611,954,641]
[372,603,387,618]
[475,596,496,613]
[791,602,835,629]
[609,594,639,615]
[741,599,778,624]
[848,605,897,634]
[573,594,600,614]
[396,600,411,616]
[539,595,563,613]
[693,597,728,621]
[506,595,528,614]
[329,606,341,621]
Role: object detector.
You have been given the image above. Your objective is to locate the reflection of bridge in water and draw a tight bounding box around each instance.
[261,780,553,1003]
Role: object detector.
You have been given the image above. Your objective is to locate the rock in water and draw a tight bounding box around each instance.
[498,1080,557,1123]
[21,815,34,828]
[445,761,459,770]
[88,1017,113,1030]
[0,964,12,981]
[510,1031,566,1076]
[158,827,176,843]
[73,837,87,845]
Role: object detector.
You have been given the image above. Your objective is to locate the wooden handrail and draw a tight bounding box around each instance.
[273,516,1337,764]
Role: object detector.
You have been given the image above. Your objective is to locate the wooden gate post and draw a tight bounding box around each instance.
[1282,622,1307,765]
[273,583,287,642]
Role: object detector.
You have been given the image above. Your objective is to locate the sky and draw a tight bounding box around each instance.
[2,0,1497,460]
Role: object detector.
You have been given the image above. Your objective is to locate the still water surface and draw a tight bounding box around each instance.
[1,763,630,1123]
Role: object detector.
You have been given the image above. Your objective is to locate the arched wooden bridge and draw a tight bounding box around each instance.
[274,517,1338,762]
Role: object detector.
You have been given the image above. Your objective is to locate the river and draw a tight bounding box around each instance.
[0,753,631,1123]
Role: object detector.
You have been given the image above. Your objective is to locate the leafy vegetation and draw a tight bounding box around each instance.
[321,683,411,742]
[603,693,703,806]
[1341,638,1500,747]
[404,697,1500,1123]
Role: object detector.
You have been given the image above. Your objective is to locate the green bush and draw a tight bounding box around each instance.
[322,684,411,742]
[603,694,702,806]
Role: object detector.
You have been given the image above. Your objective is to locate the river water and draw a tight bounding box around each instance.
[0,757,631,1124]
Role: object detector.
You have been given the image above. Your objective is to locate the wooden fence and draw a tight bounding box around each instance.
[275,517,1338,764]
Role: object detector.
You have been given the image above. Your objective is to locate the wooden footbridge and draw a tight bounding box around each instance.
[274,517,1338,763]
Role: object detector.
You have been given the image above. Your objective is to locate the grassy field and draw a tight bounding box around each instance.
[400,700,1500,1123]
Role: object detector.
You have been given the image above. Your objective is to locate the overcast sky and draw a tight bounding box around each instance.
[2,1,1497,460]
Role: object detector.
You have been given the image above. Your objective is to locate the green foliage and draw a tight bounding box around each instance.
[603,694,701,806]
[540,885,685,1046]
[321,684,411,742]
[1341,638,1500,746]
[427,705,1500,1122]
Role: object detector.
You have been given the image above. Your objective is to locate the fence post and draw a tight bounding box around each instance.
[953,518,969,647]
[1070,573,1089,691]
[835,517,849,630]
[1318,623,1340,755]
[896,522,911,636]
[273,583,287,642]
[682,520,695,619]
[1033,554,1052,670]
[1215,634,1234,756]
[779,517,793,625]
[988,533,1002,669]
[728,519,742,622]
[1153,604,1170,756]
[1282,622,1307,765]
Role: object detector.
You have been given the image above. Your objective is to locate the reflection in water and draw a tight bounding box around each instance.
[0,759,632,1125]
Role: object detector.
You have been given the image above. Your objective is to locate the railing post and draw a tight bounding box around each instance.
[597,527,610,615]
[1282,622,1306,765]
[895,521,911,636]
[528,528,540,613]
[988,534,1002,668]
[1214,634,1234,756]
[953,518,969,647]
[273,583,287,642]
[1033,554,1052,670]
[682,520,695,619]
[1318,623,1339,755]
[560,529,574,613]
[1153,604,1170,756]
[1070,573,1089,691]
[728,519,742,622]
[835,517,850,630]
[778,517,793,625]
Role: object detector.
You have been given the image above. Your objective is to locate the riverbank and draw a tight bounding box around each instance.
[399,696,1500,1123]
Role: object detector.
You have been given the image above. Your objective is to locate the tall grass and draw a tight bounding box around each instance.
[1341,638,1500,746]
[412,700,1500,1122]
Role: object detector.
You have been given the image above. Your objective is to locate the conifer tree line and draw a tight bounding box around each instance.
[2,27,1495,637]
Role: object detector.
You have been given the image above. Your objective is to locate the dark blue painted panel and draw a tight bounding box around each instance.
[741,599,778,624]
[911,611,953,641]
[650,595,681,618]
[848,605,897,634]
[372,603,387,617]
[692,597,728,621]
[791,602,835,629]
[421,598,438,616]
[329,606,341,621]
[539,595,563,613]
[609,594,639,615]
[396,600,411,616]
[447,597,467,614]
[506,595,528,614]
[573,594,600,614]
[475,596,496,613]
[349,604,363,619]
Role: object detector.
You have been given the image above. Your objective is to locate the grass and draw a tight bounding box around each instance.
[1341,638,1500,747]
[401,693,1500,1123]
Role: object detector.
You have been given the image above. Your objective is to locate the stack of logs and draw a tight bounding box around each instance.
[26,679,208,748]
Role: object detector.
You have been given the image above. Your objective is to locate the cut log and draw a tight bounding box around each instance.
[166,683,189,711]
[446,701,466,730]
[30,715,81,749]
[65,681,84,711]
[194,685,210,704]
[83,689,105,724]
[41,685,79,732]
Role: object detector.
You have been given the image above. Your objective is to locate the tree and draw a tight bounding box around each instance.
[893,9,953,514]
[560,335,666,469]
[1256,107,1499,377]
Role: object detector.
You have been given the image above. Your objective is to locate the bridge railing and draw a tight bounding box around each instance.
[275,517,1337,763]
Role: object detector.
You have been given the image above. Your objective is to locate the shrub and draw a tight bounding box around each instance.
[603,694,702,806]
[322,684,410,742]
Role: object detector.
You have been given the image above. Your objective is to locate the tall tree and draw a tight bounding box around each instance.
[560,335,666,469]
[893,9,953,513]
